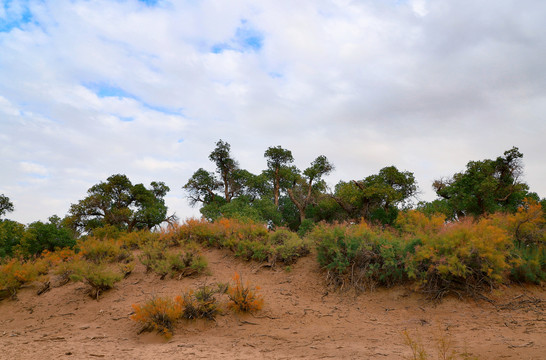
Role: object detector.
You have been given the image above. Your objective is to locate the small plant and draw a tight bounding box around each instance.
[227,272,264,313]
[181,285,221,320]
[131,296,183,339]
[402,329,478,360]
[403,330,428,360]
[69,261,123,299]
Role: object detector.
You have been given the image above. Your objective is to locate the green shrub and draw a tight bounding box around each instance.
[181,285,221,320]
[312,222,408,290]
[138,240,207,279]
[69,261,123,299]
[510,245,546,284]
[78,237,133,264]
[271,229,310,264]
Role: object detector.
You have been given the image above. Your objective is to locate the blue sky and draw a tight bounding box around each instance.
[1,0,546,224]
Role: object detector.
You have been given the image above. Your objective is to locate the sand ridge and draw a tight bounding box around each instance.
[0,247,544,359]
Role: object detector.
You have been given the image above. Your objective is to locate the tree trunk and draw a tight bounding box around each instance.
[274,168,280,207]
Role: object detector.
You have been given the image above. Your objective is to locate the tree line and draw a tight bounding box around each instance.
[0,142,543,258]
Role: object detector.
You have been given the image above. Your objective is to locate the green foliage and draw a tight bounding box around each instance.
[138,239,207,279]
[69,260,123,299]
[181,285,221,320]
[18,216,76,257]
[433,147,529,219]
[271,229,311,264]
[312,222,408,290]
[332,166,417,225]
[264,146,295,207]
[0,220,25,258]
[297,218,316,238]
[0,194,14,218]
[174,218,309,266]
[510,245,546,284]
[78,237,133,264]
[67,174,171,234]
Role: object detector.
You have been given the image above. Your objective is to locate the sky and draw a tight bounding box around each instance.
[1,0,545,225]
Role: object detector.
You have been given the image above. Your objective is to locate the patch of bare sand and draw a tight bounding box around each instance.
[1,247,544,359]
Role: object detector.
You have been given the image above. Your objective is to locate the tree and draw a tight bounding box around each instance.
[331,166,417,224]
[287,155,334,223]
[0,194,14,218]
[67,174,171,234]
[264,146,294,207]
[0,219,25,258]
[432,147,529,218]
[209,140,240,202]
[183,168,222,206]
[20,215,76,256]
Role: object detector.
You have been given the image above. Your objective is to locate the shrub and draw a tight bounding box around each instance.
[181,285,221,320]
[227,272,264,313]
[312,222,408,290]
[410,218,512,299]
[510,245,546,284]
[0,259,41,299]
[131,296,183,339]
[69,261,123,299]
[78,237,132,264]
[119,229,159,249]
[396,210,446,236]
[271,229,311,265]
[139,240,207,279]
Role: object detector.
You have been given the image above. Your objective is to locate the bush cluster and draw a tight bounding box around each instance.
[171,218,310,266]
[312,222,409,291]
[0,258,49,299]
[138,240,207,279]
[312,199,545,298]
[131,275,263,338]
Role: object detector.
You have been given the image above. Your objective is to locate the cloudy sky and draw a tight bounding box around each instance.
[1,0,545,224]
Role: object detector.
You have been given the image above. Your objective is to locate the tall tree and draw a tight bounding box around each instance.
[0,194,14,218]
[433,147,529,218]
[287,155,334,223]
[264,146,294,207]
[209,140,240,202]
[183,168,222,206]
[331,166,417,224]
[67,174,171,234]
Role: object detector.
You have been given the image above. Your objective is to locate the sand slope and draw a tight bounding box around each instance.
[1,248,544,359]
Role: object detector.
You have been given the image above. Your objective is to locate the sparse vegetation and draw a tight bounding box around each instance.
[227,272,264,313]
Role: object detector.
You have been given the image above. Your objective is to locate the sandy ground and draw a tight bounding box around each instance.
[0,247,544,360]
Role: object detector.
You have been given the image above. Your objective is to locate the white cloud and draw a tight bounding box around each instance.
[0,0,545,224]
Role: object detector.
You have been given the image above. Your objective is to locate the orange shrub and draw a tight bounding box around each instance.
[227,272,264,313]
[410,217,513,298]
[131,296,183,339]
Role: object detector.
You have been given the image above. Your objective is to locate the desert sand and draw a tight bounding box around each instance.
[1,247,544,359]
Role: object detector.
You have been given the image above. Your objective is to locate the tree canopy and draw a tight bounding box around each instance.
[0,194,14,218]
[67,174,171,234]
[331,166,417,224]
[432,147,530,219]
